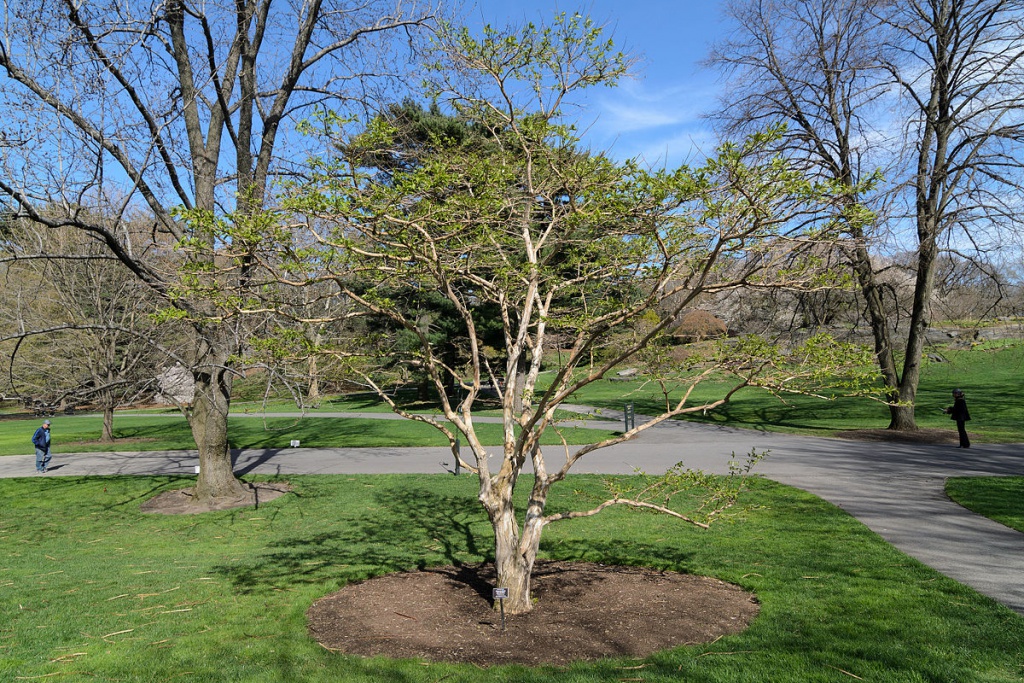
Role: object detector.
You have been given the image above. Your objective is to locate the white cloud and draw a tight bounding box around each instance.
[575,77,721,167]
[597,101,683,132]
[614,128,717,169]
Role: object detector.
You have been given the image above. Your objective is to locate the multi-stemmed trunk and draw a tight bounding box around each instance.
[481,476,548,615]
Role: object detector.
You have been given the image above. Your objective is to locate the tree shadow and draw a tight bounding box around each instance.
[213,476,709,596]
[540,538,698,574]
[232,448,285,476]
[213,485,491,593]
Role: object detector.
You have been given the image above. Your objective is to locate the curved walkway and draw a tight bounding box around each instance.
[2,412,1022,615]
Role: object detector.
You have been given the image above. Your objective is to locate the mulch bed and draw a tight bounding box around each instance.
[307,561,759,667]
[835,428,958,445]
[140,481,292,514]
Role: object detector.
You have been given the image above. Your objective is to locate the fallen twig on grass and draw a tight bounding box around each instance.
[825,664,864,679]
[100,629,133,641]
[48,653,87,663]
[15,672,88,679]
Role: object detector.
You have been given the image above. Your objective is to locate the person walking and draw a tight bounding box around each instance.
[945,389,971,449]
[32,419,52,473]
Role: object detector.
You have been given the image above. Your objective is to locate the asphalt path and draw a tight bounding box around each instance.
[4,410,1023,615]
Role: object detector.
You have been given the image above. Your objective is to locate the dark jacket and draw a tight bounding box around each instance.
[949,397,970,422]
[32,427,50,452]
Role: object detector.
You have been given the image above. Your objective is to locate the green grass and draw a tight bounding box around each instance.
[558,342,1024,442]
[1,473,1021,682]
[6,342,1021,458]
[228,394,592,422]
[946,477,1024,532]
[0,415,616,457]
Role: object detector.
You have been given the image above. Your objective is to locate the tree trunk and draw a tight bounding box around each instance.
[486,480,547,615]
[887,228,940,431]
[845,227,912,430]
[492,503,534,614]
[888,402,918,431]
[306,354,321,407]
[189,359,247,502]
[512,352,528,415]
[101,406,115,443]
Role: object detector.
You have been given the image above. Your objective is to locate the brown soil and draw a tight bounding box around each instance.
[140,481,292,514]
[308,561,759,667]
[835,427,958,445]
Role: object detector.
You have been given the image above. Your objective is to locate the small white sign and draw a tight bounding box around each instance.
[194,465,201,474]
[290,439,300,448]
[492,587,509,599]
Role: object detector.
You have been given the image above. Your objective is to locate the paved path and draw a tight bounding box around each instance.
[4,413,1023,615]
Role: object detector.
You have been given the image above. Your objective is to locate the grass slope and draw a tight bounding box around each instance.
[5,343,1021,458]
[0,415,616,457]
[561,342,1024,442]
[2,474,1022,682]
[946,477,1024,533]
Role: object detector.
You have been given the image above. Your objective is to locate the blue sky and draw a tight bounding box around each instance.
[467,1,728,168]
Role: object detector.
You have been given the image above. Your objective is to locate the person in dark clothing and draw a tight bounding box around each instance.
[945,389,970,448]
[32,419,52,472]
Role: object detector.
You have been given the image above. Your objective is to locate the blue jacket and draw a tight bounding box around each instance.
[32,427,50,453]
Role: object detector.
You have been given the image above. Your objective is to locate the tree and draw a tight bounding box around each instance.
[710,0,1024,430]
[272,16,874,613]
[932,253,1011,322]
[0,218,175,440]
[0,0,436,502]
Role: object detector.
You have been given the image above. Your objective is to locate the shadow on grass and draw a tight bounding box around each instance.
[0,475,200,524]
[541,538,698,574]
[213,481,706,596]
[213,486,490,593]
[226,416,449,449]
[110,419,194,441]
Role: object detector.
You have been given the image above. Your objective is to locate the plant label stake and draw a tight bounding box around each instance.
[492,587,508,632]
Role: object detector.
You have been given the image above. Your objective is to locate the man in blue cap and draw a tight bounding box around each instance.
[32,419,52,473]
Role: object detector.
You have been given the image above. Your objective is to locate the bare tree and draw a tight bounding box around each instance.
[710,0,1024,429]
[884,0,1024,424]
[0,218,178,440]
[271,16,875,614]
[0,0,437,502]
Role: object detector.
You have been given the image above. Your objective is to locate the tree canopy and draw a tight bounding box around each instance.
[239,15,880,614]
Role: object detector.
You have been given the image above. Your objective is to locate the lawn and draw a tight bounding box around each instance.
[558,342,1024,442]
[946,476,1024,533]
[4,342,1021,458]
[0,415,616,457]
[1,474,1022,682]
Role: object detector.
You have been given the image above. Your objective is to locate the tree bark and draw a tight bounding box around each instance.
[484,477,548,614]
[101,406,115,443]
[189,344,247,501]
[846,226,915,430]
[491,503,534,614]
